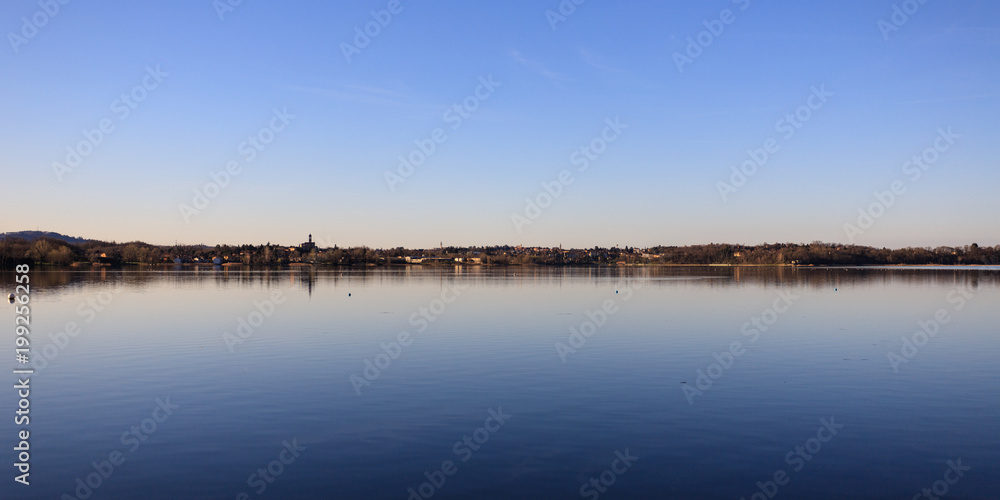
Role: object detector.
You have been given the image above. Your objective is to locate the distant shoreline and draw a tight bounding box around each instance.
[1,235,996,270]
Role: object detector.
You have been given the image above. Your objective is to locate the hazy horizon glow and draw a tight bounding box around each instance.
[3,1,998,248]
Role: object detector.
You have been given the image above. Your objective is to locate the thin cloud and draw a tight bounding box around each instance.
[336,83,411,99]
[902,92,1000,105]
[279,82,413,107]
[509,50,565,82]
[679,106,784,119]
[578,48,622,73]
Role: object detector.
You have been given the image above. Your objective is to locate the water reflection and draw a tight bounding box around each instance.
[0,266,997,499]
[5,264,998,295]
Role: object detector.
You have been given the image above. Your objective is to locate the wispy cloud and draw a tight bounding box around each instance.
[578,48,622,73]
[509,50,564,83]
[279,82,413,107]
[679,106,783,119]
[902,92,1000,105]
[930,23,1000,45]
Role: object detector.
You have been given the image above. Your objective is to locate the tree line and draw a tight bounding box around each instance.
[0,237,996,269]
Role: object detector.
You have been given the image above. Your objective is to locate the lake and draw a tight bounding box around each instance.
[2,266,999,499]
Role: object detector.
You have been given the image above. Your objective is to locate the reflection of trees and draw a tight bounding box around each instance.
[3,266,998,296]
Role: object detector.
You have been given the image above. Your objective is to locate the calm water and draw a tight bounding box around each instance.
[2,266,999,499]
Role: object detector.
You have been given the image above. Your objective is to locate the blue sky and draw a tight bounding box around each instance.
[2,0,998,248]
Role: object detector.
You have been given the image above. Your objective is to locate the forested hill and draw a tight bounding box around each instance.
[0,231,89,245]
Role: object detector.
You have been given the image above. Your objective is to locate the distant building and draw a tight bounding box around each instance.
[299,234,317,253]
[405,256,451,264]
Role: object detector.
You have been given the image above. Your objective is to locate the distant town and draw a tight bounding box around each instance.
[0,231,997,269]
